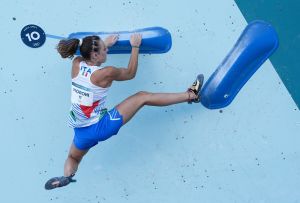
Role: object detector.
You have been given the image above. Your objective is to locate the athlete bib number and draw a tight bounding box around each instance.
[71,83,94,106]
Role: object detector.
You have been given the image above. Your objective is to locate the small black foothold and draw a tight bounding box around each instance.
[13,17,16,21]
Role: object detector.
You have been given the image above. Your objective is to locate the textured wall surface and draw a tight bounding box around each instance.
[1,0,300,202]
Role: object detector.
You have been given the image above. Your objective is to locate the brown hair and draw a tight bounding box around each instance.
[56,35,101,60]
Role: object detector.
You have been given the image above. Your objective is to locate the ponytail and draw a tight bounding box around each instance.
[56,38,80,59]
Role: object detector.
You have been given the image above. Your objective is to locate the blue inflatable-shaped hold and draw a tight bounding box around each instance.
[67,27,172,54]
[200,20,279,109]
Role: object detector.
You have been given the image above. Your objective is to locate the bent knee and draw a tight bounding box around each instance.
[68,152,84,163]
[135,91,151,97]
[135,91,152,104]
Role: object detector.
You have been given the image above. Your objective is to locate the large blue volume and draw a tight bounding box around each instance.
[200,21,279,109]
[68,27,172,54]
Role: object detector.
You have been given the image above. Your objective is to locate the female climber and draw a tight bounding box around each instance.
[45,33,204,189]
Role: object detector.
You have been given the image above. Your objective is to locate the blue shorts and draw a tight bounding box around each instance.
[73,108,123,150]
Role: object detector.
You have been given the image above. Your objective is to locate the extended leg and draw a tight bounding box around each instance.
[64,143,88,177]
[116,91,196,125]
[45,143,88,190]
[116,74,204,125]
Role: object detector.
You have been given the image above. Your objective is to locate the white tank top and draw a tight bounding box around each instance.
[68,61,109,128]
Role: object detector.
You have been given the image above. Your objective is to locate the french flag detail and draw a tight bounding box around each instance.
[80,100,100,118]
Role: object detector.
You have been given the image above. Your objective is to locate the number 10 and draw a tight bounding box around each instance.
[25,31,40,41]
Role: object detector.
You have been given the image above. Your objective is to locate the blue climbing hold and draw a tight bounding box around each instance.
[68,27,172,54]
[200,20,279,109]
